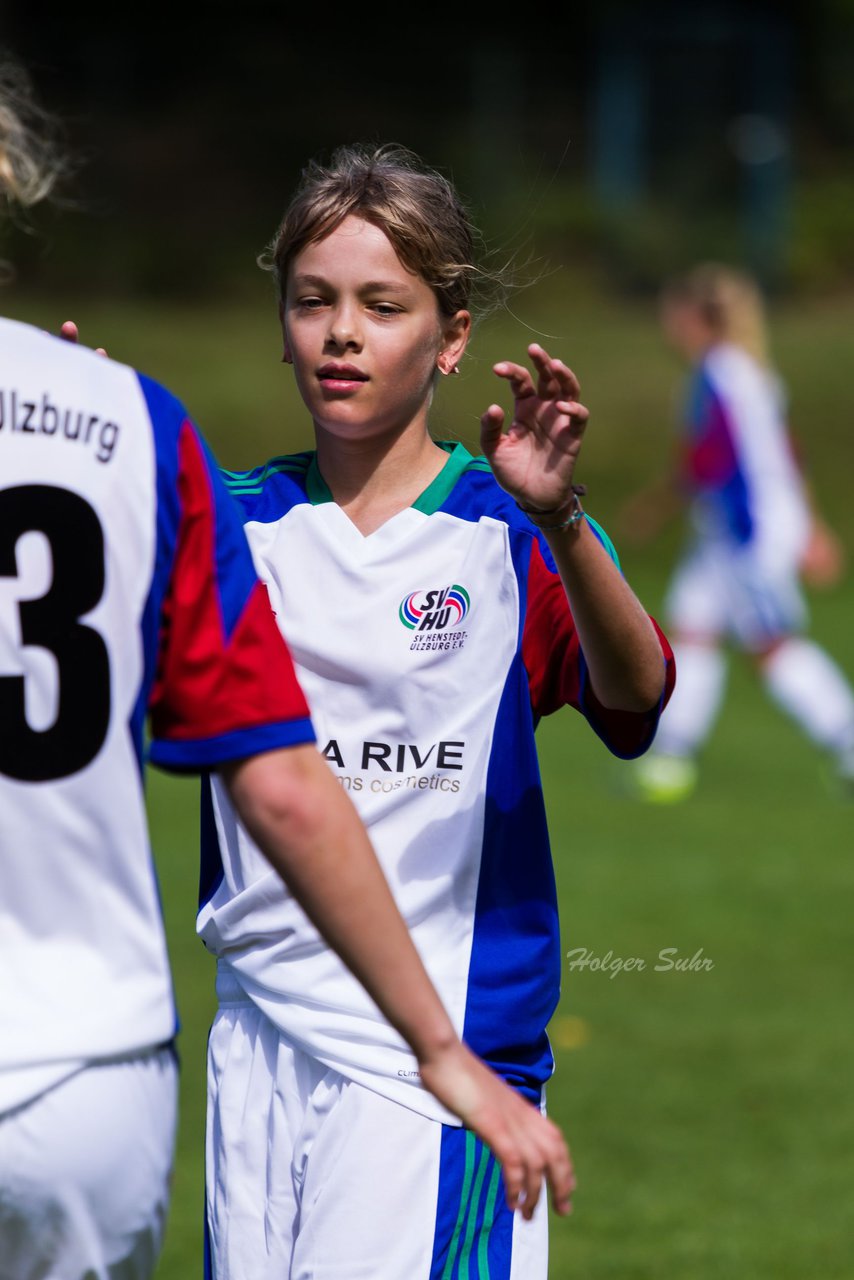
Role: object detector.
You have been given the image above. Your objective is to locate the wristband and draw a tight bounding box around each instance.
[515,487,586,532]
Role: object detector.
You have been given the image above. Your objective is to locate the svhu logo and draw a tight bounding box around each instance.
[399,584,470,632]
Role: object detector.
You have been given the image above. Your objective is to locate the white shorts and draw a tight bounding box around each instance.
[665,539,807,652]
[206,986,548,1280]
[0,1045,178,1280]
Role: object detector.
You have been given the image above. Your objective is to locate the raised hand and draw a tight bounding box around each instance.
[480,342,590,515]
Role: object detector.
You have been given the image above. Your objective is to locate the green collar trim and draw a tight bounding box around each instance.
[306,453,333,505]
[305,441,484,513]
[412,442,479,514]
[222,454,311,495]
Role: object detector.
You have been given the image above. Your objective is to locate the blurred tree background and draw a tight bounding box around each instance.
[3,0,854,301]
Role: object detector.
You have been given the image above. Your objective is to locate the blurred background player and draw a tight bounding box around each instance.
[197,142,674,1279]
[622,262,854,801]
[0,64,574,1280]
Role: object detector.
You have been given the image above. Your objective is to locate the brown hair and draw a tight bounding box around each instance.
[0,60,63,210]
[661,262,770,364]
[259,142,507,319]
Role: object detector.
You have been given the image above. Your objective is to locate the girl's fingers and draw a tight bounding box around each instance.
[493,361,535,399]
[528,344,581,401]
[501,1158,524,1213]
[551,360,582,399]
[480,404,506,454]
[528,344,562,400]
[520,1165,541,1220]
[59,320,108,358]
[492,351,587,446]
[555,400,590,424]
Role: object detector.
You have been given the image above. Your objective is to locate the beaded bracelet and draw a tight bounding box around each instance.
[515,485,587,532]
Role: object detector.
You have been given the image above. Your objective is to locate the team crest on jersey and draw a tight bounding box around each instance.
[399,584,470,652]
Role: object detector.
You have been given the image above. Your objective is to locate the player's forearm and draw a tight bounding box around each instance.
[220,746,457,1066]
[544,517,666,710]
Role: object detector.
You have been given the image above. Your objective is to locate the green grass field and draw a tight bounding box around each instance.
[6,277,854,1278]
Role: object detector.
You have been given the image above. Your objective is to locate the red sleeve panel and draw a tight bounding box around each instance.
[148,421,313,770]
[522,536,675,759]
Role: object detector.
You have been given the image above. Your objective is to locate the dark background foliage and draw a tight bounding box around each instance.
[4,1,854,299]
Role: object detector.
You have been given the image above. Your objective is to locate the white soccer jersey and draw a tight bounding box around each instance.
[678,342,811,564]
[0,317,314,1113]
[199,443,674,1122]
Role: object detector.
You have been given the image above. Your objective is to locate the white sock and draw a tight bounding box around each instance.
[762,637,854,760]
[653,641,728,758]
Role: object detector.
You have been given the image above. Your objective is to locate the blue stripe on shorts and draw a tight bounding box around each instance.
[430,1127,513,1279]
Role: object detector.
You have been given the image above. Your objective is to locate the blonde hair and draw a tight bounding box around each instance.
[259,142,508,319]
[662,262,770,364]
[0,59,63,210]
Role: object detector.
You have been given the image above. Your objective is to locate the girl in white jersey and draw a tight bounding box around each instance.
[202,143,674,1280]
[2,75,580,1279]
[624,263,854,802]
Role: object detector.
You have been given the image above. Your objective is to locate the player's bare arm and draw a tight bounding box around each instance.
[220,744,575,1219]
